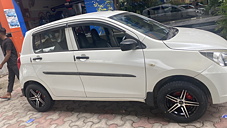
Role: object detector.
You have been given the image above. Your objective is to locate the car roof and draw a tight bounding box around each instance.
[28,11,126,33]
[64,10,125,20]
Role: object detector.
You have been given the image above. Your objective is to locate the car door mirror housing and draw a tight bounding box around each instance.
[120,39,138,51]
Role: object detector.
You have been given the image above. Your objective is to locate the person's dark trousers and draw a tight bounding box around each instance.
[7,65,19,93]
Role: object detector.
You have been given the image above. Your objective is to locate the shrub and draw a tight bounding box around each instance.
[217,0,227,39]
[206,0,223,15]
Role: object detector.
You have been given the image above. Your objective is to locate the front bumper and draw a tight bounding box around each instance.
[196,64,227,104]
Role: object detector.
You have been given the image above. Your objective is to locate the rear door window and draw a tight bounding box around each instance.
[33,28,68,53]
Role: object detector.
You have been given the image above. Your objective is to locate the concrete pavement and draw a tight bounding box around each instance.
[0,76,227,128]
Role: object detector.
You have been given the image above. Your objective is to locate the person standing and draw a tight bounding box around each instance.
[0,27,19,100]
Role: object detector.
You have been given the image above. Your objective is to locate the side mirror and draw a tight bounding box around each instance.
[120,39,138,51]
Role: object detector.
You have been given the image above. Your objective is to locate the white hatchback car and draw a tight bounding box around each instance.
[19,11,227,123]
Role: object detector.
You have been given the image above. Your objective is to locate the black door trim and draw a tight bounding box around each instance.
[43,72,136,77]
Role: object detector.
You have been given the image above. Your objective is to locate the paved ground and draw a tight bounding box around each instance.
[0,76,227,128]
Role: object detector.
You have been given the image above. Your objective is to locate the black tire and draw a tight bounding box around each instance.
[157,81,208,123]
[25,84,54,112]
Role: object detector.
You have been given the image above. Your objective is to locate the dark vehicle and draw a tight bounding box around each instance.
[197,3,206,8]
[142,4,198,22]
[179,4,195,9]
[179,4,204,15]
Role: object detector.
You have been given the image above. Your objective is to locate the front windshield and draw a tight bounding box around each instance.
[110,12,175,40]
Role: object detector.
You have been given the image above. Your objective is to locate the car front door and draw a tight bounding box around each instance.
[69,23,146,98]
[170,6,182,21]
[151,6,166,22]
[31,27,86,97]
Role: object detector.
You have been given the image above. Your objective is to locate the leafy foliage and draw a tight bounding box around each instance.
[217,0,227,39]
[143,0,161,7]
[208,0,221,8]
[169,0,185,5]
[206,0,223,15]
[93,0,114,11]
[119,0,161,14]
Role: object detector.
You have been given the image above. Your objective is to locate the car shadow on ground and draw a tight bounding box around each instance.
[46,99,223,124]
[52,100,165,119]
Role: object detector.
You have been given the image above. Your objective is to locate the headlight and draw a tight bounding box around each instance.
[200,50,227,66]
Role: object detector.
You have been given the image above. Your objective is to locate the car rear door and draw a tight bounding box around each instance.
[30,27,86,97]
[69,22,146,98]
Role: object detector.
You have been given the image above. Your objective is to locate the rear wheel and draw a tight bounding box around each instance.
[157,81,208,123]
[26,84,54,112]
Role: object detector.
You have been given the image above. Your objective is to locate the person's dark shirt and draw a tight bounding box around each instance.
[1,38,18,66]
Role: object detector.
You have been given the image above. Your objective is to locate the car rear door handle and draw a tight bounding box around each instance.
[76,56,89,59]
[33,57,42,61]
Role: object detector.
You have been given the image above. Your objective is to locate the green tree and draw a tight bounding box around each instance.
[208,0,221,8]
[207,0,223,15]
[144,0,161,7]
[119,0,160,13]
[217,0,227,39]
[169,0,184,5]
[93,0,114,11]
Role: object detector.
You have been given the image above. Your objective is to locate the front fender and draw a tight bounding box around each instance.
[147,69,201,91]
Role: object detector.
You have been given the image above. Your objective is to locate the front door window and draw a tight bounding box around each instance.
[72,24,129,50]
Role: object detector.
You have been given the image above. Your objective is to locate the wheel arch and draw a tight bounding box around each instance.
[23,81,52,99]
[152,75,212,106]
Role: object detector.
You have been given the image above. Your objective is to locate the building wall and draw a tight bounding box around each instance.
[0,0,24,53]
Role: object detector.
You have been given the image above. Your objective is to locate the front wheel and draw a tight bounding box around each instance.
[157,81,208,123]
[25,84,54,112]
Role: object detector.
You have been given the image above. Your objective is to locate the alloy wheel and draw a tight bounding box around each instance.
[165,90,199,118]
[28,89,46,108]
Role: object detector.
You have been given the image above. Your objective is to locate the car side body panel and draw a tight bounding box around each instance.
[141,36,217,100]
[20,11,227,105]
